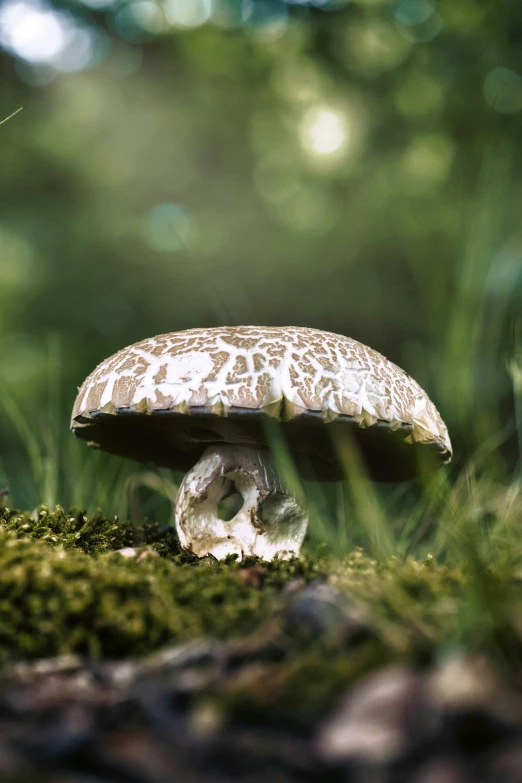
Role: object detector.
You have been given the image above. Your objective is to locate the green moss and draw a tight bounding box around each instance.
[0,530,279,661]
[2,505,522,698]
[0,506,330,663]
[0,506,181,557]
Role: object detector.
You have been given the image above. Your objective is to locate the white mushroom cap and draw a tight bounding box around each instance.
[71,326,451,481]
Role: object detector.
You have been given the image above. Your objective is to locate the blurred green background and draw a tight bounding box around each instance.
[1,0,522,515]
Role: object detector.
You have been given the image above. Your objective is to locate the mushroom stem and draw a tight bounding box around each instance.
[175,444,308,561]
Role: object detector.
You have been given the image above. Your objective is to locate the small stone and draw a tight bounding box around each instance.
[409,758,470,783]
[282,580,372,645]
[427,654,522,738]
[113,547,140,558]
[317,666,425,764]
[110,547,160,561]
[136,548,160,563]
[487,743,522,782]
[427,655,497,711]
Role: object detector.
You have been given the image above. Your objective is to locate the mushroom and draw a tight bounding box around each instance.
[71,327,451,560]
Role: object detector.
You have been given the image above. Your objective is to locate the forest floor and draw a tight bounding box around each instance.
[1,506,522,782]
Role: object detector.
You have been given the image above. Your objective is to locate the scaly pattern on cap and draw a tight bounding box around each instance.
[71,326,451,456]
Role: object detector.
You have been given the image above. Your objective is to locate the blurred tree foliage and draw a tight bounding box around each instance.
[1,0,522,506]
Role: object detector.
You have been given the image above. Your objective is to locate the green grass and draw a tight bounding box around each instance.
[0,107,23,126]
[0,335,176,523]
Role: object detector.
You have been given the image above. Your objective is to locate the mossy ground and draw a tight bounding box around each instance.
[0,506,326,661]
[2,505,522,725]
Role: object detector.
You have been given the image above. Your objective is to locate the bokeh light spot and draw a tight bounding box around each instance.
[484,67,522,114]
[299,107,348,157]
[143,204,193,253]
[53,25,104,73]
[0,0,105,75]
[396,12,442,42]
[393,0,435,26]
[313,0,349,9]
[165,0,211,28]
[114,1,164,40]
[212,0,251,28]
[343,20,411,74]
[247,0,288,42]
[0,0,68,63]
[79,0,119,8]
